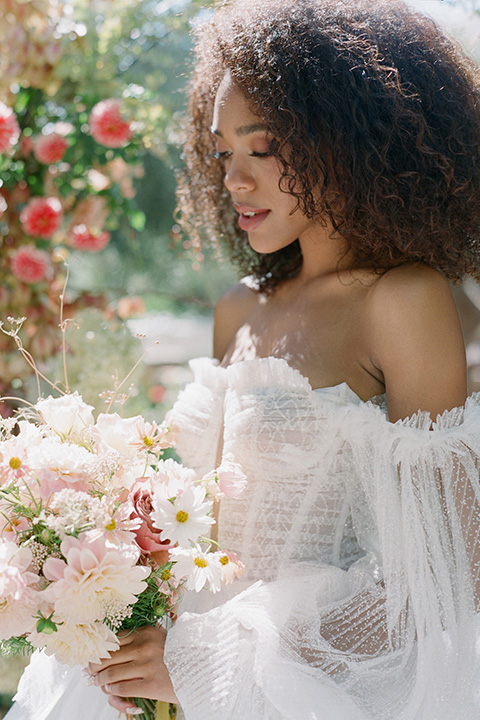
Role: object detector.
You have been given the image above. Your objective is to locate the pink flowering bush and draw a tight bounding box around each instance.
[0,102,20,153]
[33,133,69,164]
[89,99,132,148]
[20,197,63,239]
[69,224,110,252]
[11,247,50,284]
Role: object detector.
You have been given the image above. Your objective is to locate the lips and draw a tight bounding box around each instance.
[234,205,271,232]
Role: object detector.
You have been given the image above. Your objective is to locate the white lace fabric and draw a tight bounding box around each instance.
[164,357,480,720]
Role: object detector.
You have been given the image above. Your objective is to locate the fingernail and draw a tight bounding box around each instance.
[126,708,144,716]
[85,674,97,686]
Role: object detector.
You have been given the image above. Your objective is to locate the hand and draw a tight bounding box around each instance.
[87,625,178,714]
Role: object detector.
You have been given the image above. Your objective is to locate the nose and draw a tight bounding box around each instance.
[223,157,255,193]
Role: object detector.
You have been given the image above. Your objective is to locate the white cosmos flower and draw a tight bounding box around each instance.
[151,483,214,548]
[170,545,223,593]
[28,618,119,666]
[35,393,94,438]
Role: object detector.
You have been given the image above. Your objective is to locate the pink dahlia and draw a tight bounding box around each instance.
[89,99,132,148]
[34,133,69,164]
[11,246,49,284]
[69,224,110,252]
[0,102,20,153]
[20,197,63,238]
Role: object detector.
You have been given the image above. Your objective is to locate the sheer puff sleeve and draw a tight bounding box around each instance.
[164,394,480,720]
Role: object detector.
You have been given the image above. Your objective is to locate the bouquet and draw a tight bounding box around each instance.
[0,390,247,718]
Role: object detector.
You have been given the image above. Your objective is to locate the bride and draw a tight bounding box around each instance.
[8,0,480,718]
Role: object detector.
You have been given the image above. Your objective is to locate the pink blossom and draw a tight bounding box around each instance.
[20,197,63,238]
[89,99,132,148]
[0,541,40,638]
[202,455,248,499]
[11,246,49,284]
[42,533,150,624]
[69,224,110,252]
[34,133,69,164]
[129,478,174,555]
[0,103,20,153]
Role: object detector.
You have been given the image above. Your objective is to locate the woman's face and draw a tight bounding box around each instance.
[212,75,322,254]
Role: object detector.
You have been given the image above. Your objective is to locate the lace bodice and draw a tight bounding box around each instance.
[171,357,365,583]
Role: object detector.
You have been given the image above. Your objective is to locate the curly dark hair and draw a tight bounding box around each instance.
[176,0,480,292]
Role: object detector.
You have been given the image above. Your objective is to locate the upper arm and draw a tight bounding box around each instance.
[213,279,259,361]
[368,266,467,422]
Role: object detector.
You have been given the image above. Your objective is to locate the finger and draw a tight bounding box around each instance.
[103,678,151,699]
[94,660,143,689]
[107,694,144,715]
[118,630,136,645]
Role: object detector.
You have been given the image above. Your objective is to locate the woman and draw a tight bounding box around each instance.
[9,0,480,718]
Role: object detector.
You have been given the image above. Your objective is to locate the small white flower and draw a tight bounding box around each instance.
[151,483,214,547]
[170,545,223,593]
[92,413,142,458]
[35,393,94,438]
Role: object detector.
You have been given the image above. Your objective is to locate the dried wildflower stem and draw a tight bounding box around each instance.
[105,349,150,414]
[0,323,64,397]
[59,265,70,393]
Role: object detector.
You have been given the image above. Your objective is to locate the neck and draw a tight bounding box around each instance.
[296,221,354,282]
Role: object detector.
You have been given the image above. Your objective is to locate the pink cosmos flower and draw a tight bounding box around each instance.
[69,224,110,252]
[34,133,69,164]
[202,454,248,499]
[89,99,132,148]
[20,197,63,238]
[129,477,174,555]
[11,246,49,284]
[0,103,20,153]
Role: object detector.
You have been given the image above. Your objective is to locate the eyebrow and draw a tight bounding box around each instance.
[211,123,269,137]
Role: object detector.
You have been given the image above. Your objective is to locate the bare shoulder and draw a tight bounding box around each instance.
[213,277,260,361]
[366,264,467,421]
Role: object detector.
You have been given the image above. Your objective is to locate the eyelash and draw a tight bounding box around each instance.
[213,151,271,160]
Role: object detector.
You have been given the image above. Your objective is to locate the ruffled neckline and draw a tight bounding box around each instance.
[188,355,480,431]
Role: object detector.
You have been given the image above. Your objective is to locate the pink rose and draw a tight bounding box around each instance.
[69,224,110,252]
[11,246,49,284]
[89,99,132,148]
[34,133,69,164]
[130,478,174,555]
[20,197,63,238]
[202,455,248,499]
[0,102,20,153]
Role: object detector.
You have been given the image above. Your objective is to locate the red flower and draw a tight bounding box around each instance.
[0,102,20,153]
[89,99,132,148]
[20,197,63,238]
[34,133,69,164]
[11,246,49,284]
[69,224,110,252]
[129,478,174,555]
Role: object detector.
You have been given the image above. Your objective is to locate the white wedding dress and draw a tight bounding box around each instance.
[6,356,480,719]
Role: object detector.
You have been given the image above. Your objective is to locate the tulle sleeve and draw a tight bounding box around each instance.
[164,394,480,720]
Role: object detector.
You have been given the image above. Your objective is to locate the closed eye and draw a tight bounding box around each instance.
[249,151,271,158]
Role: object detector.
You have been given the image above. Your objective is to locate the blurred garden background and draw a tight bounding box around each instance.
[0,0,479,711]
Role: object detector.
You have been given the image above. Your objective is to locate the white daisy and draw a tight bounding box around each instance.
[170,545,223,593]
[151,483,214,547]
